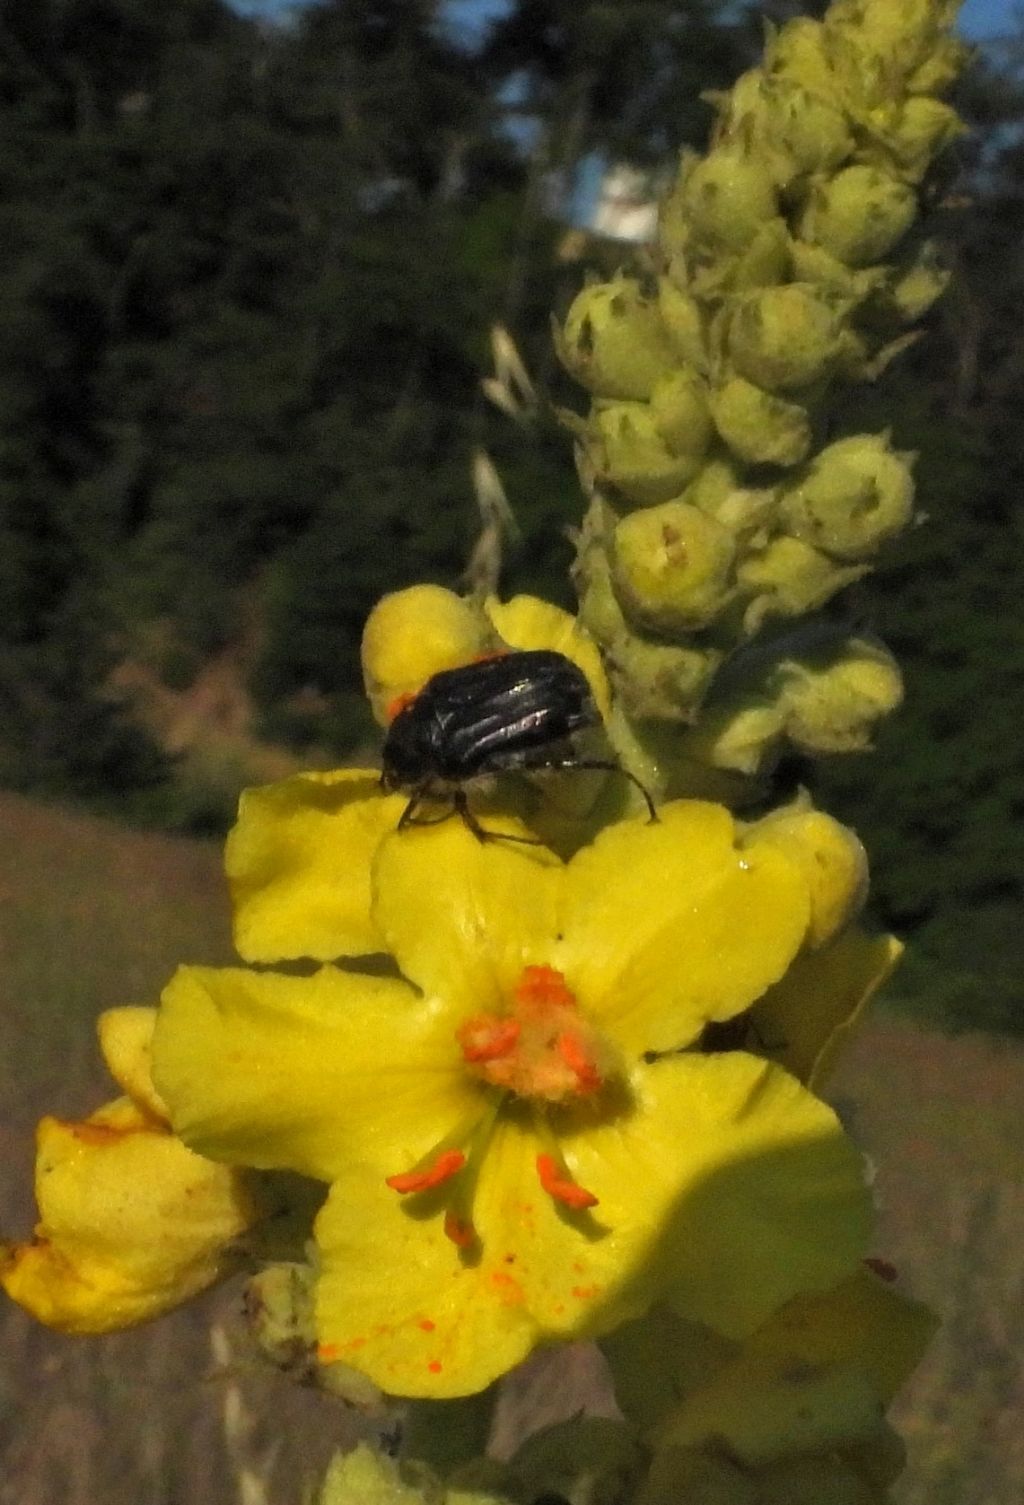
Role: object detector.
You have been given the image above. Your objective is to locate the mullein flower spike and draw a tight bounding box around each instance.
[566,0,964,789]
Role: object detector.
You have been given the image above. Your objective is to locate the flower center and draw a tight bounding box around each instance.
[457,964,611,1103]
[385,965,613,1248]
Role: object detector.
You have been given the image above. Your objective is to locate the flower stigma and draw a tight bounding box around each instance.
[385,964,616,1247]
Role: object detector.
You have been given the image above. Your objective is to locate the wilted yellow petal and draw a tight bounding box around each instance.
[1,1103,257,1334]
[226,770,405,963]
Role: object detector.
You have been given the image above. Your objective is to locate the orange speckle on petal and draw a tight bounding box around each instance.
[490,1270,525,1304]
[64,1119,139,1146]
[571,1284,601,1302]
[386,1149,466,1195]
[318,1343,341,1362]
[428,1360,443,1374]
[418,1318,436,1332]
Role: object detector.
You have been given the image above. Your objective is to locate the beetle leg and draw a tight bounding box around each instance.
[398,790,457,831]
[453,789,544,846]
[533,758,659,824]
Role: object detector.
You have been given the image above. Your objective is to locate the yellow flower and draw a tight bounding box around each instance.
[153,803,871,1399]
[361,586,610,728]
[1,1007,259,1334]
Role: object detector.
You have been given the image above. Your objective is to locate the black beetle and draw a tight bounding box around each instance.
[381,648,656,840]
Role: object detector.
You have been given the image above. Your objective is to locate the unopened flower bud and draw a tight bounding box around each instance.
[799,166,917,268]
[710,377,812,468]
[727,284,850,393]
[675,142,780,253]
[789,239,886,304]
[558,277,678,400]
[765,77,854,181]
[586,402,703,505]
[779,434,915,560]
[680,696,786,776]
[649,368,714,461]
[826,0,960,83]
[774,637,903,752]
[657,278,707,369]
[907,34,971,95]
[765,18,836,101]
[739,537,868,633]
[607,630,721,722]
[612,501,736,632]
[361,586,491,724]
[687,457,780,540]
[867,96,965,182]
[709,218,791,296]
[886,242,950,322]
[744,803,869,948]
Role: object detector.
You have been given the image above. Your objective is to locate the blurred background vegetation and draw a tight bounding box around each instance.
[1,0,1023,1034]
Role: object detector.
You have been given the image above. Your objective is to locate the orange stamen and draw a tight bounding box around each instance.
[386,1148,466,1195]
[556,1030,602,1093]
[443,1210,477,1249]
[536,1153,598,1210]
[515,964,577,1012]
[457,1015,521,1062]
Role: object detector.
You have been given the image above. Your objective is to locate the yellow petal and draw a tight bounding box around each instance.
[314,1104,653,1400]
[753,929,903,1089]
[153,964,479,1184]
[226,770,405,963]
[97,1006,168,1122]
[314,1051,868,1399]
[484,594,612,723]
[372,821,562,1015]
[1,1103,256,1334]
[559,803,811,1055]
[575,1053,871,1341]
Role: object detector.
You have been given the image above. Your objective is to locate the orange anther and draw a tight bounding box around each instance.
[386,1148,466,1195]
[536,1153,598,1210]
[515,964,577,1012]
[556,1031,601,1093]
[443,1210,477,1249]
[457,1014,521,1062]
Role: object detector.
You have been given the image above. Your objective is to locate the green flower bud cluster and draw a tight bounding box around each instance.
[560,0,964,799]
